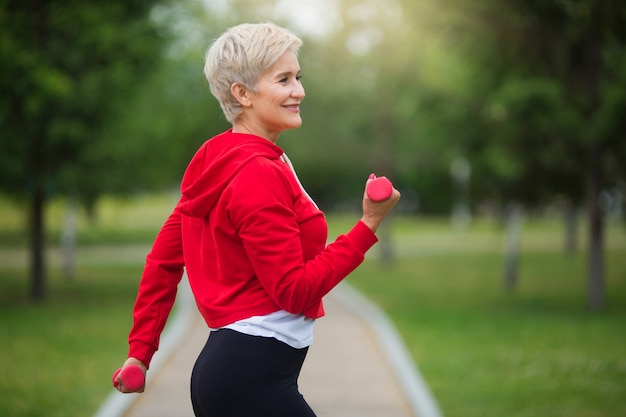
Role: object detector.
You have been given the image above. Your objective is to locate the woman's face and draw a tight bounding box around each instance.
[245,51,305,142]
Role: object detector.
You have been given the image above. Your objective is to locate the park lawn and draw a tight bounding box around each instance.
[0,197,624,417]
[0,265,142,417]
[0,194,175,417]
[342,217,626,417]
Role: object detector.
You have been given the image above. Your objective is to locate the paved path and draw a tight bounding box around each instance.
[95,282,442,417]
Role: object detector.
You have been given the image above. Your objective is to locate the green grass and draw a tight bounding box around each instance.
[340,218,626,417]
[0,192,177,246]
[0,266,141,417]
[0,194,172,417]
[0,195,625,417]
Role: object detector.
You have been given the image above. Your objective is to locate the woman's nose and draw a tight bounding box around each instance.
[292,82,305,99]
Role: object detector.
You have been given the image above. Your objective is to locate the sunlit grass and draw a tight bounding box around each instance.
[0,193,177,246]
[0,194,624,417]
[345,222,626,417]
[0,266,141,417]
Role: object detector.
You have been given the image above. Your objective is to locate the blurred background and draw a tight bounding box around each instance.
[1,1,624,416]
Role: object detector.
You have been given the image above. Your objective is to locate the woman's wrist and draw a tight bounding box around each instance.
[360,216,380,233]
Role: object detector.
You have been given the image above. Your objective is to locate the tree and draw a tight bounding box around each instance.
[0,0,167,301]
[441,0,626,309]
[168,0,474,215]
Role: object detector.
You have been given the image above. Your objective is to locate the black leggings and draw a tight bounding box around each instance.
[190,328,317,417]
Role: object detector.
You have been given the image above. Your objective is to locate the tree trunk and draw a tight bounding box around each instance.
[563,198,578,255]
[61,194,78,279]
[504,203,522,291]
[30,185,46,302]
[586,147,605,311]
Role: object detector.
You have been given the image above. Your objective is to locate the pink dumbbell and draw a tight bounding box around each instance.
[112,365,145,391]
[366,174,393,201]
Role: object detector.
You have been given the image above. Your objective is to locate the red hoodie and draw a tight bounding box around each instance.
[128,130,378,366]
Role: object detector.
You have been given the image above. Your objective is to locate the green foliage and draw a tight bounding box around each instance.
[101,57,229,193]
[443,0,626,206]
[0,0,172,300]
[0,0,167,201]
[478,77,584,203]
[3,0,624,211]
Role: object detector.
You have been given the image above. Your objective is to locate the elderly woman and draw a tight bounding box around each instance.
[114,22,400,417]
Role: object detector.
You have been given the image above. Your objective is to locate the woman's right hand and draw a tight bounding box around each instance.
[113,357,147,393]
[360,176,401,233]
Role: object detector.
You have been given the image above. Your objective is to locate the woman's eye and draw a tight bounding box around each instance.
[278,75,301,84]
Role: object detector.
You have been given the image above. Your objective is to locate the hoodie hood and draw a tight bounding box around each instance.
[178,129,284,217]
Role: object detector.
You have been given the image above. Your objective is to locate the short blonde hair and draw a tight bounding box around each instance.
[204,22,303,123]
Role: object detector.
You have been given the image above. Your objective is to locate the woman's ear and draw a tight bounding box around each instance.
[231,82,252,107]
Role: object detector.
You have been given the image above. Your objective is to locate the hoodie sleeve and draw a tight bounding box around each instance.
[229,158,378,315]
[127,206,185,367]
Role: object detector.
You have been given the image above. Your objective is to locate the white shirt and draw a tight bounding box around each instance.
[221,310,315,348]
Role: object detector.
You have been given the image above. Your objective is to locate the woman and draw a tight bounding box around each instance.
[113,22,400,417]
